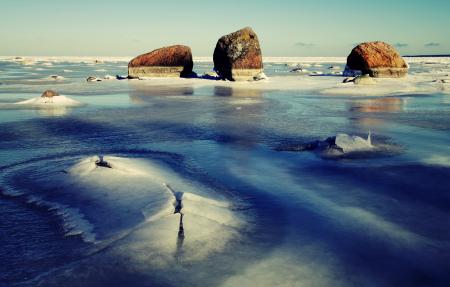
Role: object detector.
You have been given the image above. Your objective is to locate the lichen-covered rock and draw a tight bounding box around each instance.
[41,90,60,98]
[128,45,193,78]
[213,27,263,81]
[344,41,408,78]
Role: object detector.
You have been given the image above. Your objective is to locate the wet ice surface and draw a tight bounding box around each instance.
[0,57,450,287]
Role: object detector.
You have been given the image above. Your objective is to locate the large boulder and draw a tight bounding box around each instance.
[128,45,193,78]
[213,27,263,81]
[344,41,408,78]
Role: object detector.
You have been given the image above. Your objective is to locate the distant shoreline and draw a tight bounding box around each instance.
[404,54,450,57]
[1,55,449,65]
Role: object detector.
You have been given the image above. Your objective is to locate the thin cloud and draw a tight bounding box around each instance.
[294,42,315,48]
[394,43,408,48]
[424,42,440,47]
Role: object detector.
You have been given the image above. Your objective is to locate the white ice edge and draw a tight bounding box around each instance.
[0,172,97,243]
[26,195,97,243]
[14,95,83,107]
[126,74,450,96]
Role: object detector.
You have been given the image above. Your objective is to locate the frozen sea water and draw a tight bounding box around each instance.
[0,57,449,287]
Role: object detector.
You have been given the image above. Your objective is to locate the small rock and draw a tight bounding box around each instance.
[41,90,60,98]
[87,76,102,82]
[290,67,303,73]
[49,75,64,80]
[103,75,115,80]
[116,75,128,80]
[342,77,355,83]
[433,79,449,83]
[328,66,340,70]
[95,155,111,168]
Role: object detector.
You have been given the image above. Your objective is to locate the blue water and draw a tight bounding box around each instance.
[0,58,449,287]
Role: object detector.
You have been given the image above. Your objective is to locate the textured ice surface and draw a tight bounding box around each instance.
[335,133,373,153]
[1,155,247,262]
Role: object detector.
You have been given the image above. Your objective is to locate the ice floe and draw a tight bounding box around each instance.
[275,132,388,158]
[15,95,82,106]
[2,155,249,264]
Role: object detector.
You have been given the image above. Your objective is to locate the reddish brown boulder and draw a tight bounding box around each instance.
[128,45,193,78]
[344,41,408,77]
[213,27,263,81]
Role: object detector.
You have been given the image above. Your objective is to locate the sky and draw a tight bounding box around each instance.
[0,0,449,57]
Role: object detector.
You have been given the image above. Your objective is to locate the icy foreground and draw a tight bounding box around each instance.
[2,155,248,266]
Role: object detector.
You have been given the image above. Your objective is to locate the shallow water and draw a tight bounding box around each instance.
[0,57,449,287]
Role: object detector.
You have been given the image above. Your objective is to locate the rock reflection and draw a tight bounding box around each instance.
[36,106,70,117]
[213,86,263,146]
[349,97,405,126]
[128,84,194,104]
[349,97,405,113]
[214,86,262,97]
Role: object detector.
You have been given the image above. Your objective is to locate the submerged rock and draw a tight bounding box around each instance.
[344,41,408,78]
[41,89,60,98]
[128,45,193,78]
[87,76,102,82]
[213,27,263,81]
[354,74,376,85]
[290,67,304,73]
[276,133,374,156]
[49,75,64,80]
[95,155,112,168]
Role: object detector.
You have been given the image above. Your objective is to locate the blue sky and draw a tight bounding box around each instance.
[0,0,449,56]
